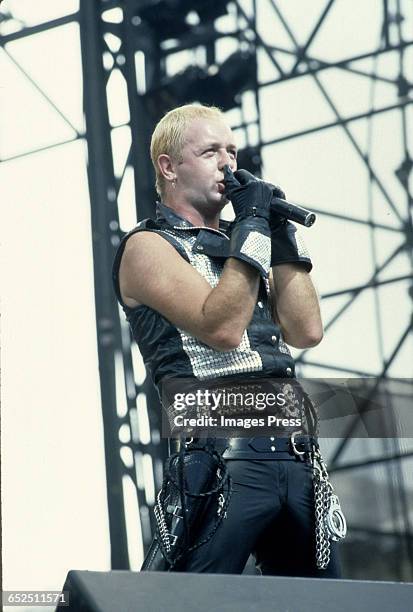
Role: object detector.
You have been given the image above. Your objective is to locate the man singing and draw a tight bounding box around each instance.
[112,103,343,577]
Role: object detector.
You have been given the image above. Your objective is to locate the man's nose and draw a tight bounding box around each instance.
[218,150,236,171]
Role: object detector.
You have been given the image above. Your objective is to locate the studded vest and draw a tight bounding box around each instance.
[112,203,296,392]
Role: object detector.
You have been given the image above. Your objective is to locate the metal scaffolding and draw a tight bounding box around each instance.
[2,0,412,578]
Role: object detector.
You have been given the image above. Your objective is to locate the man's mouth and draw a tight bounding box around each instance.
[217,182,225,193]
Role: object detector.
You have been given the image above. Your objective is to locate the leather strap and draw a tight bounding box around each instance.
[169,436,317,461]
[229,436,315,452]
[222,436,316,461]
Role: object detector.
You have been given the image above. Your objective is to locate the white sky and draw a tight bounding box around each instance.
[1,0,412,601]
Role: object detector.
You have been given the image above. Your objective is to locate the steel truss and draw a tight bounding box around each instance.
[2,0,411,577]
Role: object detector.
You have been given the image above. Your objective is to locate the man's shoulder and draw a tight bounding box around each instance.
[127,217,161,234]
[120,217,167,247]
[123,222,173,251]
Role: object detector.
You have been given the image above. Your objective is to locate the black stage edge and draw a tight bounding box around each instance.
[57,570,413,612]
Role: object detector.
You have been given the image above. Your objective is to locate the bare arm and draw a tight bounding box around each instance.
[119,231,261,351]
[269,264,323,348]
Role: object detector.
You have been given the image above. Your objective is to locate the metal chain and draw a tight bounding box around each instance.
[314,469,332,569]
[152,446,233,569]
[313,448,347,570]
[154,489,173,554]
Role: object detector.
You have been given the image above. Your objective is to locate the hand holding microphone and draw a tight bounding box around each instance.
[222,165,273,276]
[223,166,314,272]
[223,166,316,227]
[222,166,273,221]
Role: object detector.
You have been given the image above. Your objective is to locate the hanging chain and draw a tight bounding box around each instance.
[314,465,332,569]
[313,448,347,570]
[154,489,173,554]
[152,446,232,568]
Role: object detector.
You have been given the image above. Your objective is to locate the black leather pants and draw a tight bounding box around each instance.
[175,456,341,577]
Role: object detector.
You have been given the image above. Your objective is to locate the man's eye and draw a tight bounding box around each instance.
[229,150,237,158]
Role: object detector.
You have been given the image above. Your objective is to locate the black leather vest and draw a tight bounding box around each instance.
[112,203,296,393]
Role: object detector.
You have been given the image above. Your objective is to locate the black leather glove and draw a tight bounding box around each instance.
[223,166,273,221]
[270,221,313,271]
[223,166,272,277]
[267,184,313,272]
[268,184,287,233]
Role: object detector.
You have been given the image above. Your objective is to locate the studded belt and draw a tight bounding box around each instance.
[169,435,317,461]
[222,435,317,461]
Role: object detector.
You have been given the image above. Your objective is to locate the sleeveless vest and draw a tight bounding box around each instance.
[112,202,296,392]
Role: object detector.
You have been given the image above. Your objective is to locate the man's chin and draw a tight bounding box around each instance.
[208,191,228,207]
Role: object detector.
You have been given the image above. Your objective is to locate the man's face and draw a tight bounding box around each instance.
[173,117,237,212]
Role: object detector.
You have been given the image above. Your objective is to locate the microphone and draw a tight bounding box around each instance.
[223,166,317,227]
[271,195,316,227]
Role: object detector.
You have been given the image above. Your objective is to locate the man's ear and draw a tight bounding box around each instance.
[157,154,176,183]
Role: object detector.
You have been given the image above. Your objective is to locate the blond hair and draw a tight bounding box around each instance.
[150,103,224,197]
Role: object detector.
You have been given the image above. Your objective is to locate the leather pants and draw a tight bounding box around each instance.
[174,455,341,577]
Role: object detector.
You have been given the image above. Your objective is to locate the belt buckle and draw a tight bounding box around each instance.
[290,431,305,457]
